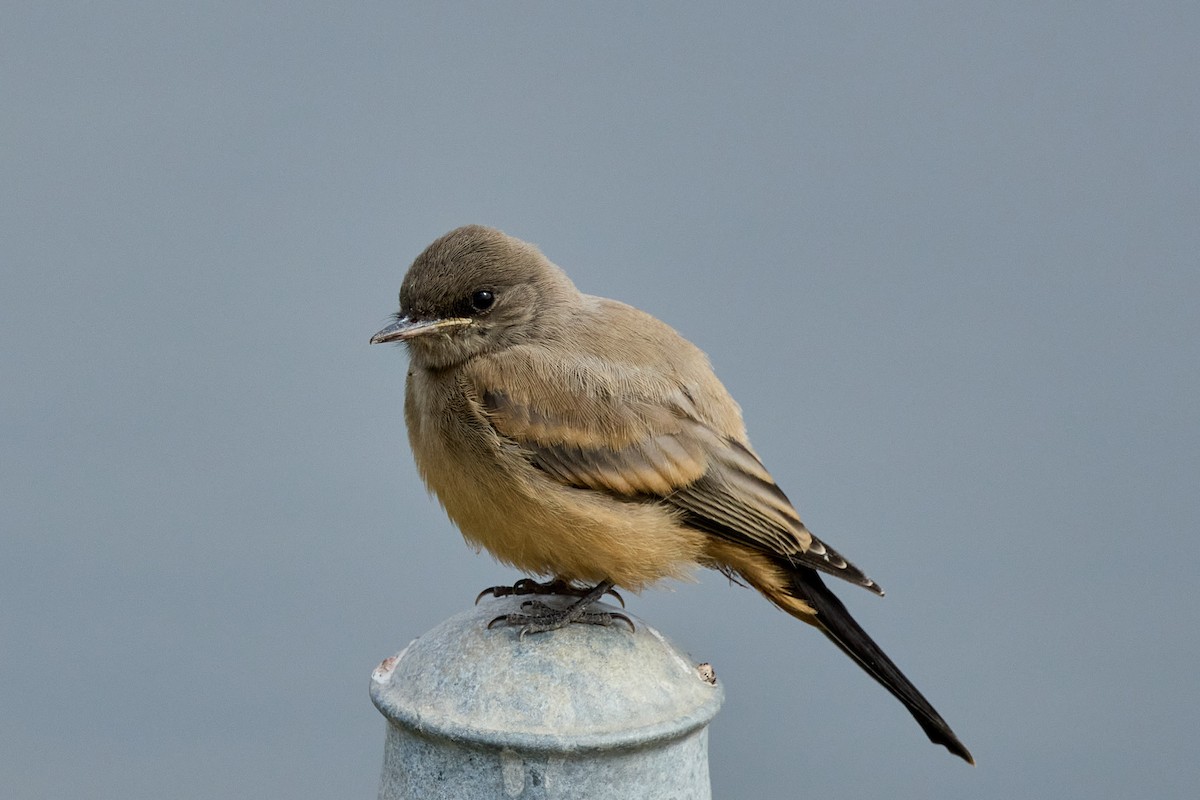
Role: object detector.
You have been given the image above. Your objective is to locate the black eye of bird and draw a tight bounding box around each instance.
[470,290,495,312]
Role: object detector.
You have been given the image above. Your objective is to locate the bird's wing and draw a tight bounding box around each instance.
[468,352,882,594]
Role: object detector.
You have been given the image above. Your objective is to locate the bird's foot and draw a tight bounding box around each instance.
[475,577,624,608]
[487,600,636,637]
[484,580,634,637]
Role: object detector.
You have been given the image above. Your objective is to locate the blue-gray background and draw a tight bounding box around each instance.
[4,3,1197,798]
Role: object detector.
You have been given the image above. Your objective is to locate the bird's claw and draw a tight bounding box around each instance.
[475,578,625,608]
[475,578,544,605]
[487,600,636,637]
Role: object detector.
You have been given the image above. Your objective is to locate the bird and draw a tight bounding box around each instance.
[371,224,973,764]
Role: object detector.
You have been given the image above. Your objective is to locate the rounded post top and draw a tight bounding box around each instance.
[371,597,724,754]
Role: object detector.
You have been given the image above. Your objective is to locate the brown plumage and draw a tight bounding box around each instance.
[371,224,973,764]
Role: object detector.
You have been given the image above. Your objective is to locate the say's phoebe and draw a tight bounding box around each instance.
[371,225,973,764]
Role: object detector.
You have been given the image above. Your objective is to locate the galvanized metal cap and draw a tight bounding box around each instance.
[370,596,724,754]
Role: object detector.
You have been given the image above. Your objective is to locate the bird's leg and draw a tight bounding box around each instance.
[486,579,635,636]
[475,577,624,607]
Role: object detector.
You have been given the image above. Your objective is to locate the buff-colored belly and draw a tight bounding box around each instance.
[411,426,704,590]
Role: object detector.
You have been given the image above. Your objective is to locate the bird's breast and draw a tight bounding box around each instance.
[401,366,707,590]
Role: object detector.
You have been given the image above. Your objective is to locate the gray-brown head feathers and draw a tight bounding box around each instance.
[379,225,579,369]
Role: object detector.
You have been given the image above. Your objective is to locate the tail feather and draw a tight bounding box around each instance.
[784,567,975,765]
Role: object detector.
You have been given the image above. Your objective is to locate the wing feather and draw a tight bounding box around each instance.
[470,354,882,593]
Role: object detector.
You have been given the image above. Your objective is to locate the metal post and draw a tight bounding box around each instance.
[371,596,724,799]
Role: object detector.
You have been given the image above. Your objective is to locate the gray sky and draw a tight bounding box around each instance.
[4,3,1198,798]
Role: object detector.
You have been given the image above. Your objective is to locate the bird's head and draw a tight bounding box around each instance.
[371,225,578,370]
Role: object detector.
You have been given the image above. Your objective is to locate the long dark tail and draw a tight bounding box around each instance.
[785,567,975,764]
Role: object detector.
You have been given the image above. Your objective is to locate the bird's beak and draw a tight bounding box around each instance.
[370,316,472,344]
